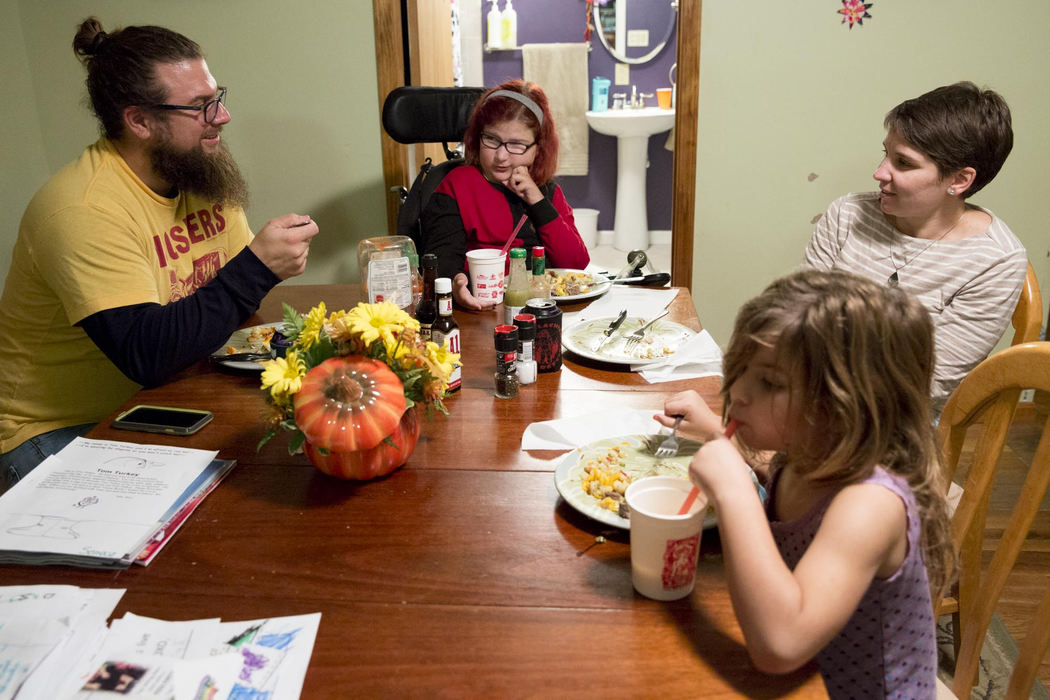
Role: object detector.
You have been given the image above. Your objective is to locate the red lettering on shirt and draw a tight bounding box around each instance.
[163,229,179,262]
[212,204,226,231]
[185,212,203,244]
[198,209,217,238]
[169,226,190,255]
[152,205,231,269]
[152,235,167,268]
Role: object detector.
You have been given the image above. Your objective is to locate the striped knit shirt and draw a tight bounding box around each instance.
[803,192,1028,414]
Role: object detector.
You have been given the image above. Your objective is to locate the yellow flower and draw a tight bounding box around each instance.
[345,301,420,348]
[260,350,306,404]
[325,309,353,343]
[424,341,458,384]
[299,303,327,350]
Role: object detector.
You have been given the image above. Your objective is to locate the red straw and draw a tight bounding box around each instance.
[500,214,529,256]
[677,419,737,515]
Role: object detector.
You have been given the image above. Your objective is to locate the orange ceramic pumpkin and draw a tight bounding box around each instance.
[294,356,417,479]
[303,406,420,480]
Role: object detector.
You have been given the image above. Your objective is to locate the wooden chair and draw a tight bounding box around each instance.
[936,341,1050,698]
[1010,262,1043,346]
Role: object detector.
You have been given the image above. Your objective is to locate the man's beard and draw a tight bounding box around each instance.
[149,132,250,209]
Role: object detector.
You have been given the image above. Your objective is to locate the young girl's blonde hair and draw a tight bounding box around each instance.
[722,269,955,597]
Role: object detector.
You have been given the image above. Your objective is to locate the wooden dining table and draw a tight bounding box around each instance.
[0,284,825,698]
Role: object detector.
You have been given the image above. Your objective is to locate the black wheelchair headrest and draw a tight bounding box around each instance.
[381,86,486,146]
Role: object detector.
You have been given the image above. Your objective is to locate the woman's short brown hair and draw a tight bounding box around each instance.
[463,80,559,185]
[884,81,1012,198]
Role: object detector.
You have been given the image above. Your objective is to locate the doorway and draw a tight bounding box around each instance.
[371,0,698,290]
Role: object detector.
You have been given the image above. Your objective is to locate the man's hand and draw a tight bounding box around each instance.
[452,272,496,311]
[249,213,319,280]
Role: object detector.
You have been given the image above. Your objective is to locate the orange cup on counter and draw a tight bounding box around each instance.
[657,88,673,110]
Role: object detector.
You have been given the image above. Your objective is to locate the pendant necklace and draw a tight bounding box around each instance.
[887,210,965,286]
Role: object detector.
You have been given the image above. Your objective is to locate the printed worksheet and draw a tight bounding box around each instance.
[0,438,217,562]
[0,585,124,700]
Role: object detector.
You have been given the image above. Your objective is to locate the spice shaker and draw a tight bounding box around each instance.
[493,324,519,399]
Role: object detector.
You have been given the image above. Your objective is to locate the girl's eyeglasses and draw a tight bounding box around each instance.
[480,133,536,155]
[150,87,227,124]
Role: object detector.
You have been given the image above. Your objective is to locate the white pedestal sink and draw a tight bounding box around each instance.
[586,108,675,251]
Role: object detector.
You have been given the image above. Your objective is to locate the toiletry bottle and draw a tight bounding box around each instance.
[487,0,502,49]
[501,0,517,48]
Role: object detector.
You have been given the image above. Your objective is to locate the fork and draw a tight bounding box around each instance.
[624,309,669,352]
[653,415,684,458]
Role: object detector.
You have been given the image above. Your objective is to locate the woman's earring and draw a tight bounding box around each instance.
[948,187,956,195]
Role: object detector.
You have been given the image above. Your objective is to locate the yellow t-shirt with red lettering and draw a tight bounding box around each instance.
[0,139,252,451]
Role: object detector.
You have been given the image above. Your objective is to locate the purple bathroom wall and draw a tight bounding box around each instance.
[481,0,677,232]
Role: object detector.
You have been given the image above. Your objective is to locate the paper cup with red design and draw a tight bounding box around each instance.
[625,476,705,600]
[465,249,506,304]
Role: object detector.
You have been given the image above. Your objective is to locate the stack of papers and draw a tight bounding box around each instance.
[0,585,320,700]
[0,438,235,568]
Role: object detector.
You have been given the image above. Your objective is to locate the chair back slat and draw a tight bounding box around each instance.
[1010,262,1043,346]
[937,342,1050,699]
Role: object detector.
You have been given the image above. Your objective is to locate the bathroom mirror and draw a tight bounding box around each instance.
[594,0,678,65]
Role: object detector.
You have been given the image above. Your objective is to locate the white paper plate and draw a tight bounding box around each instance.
[554,434,715,530]
[546,268,612,303]
[210,323,279,371]
[562,316,696,366]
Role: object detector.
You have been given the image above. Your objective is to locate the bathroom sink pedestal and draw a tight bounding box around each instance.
[586,108,675,251]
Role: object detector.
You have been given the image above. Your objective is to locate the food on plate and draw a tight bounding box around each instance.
[225,325,276,354]
[631,336,677,360]
[576,439,692,519]
[545,270,599,297]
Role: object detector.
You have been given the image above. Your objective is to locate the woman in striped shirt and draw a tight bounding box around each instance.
[804,82,1027,415]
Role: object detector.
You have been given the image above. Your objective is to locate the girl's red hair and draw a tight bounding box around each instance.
[463,80,559,185]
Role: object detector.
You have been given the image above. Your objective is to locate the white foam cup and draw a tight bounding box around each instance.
[624,476,706,601]
[574,208,599,249]
[465,249,506,303]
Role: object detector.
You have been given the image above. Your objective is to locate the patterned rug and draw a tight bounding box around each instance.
[937,614,1049,699]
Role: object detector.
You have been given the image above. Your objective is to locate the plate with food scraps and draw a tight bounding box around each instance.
[562,315,695,366]
[545,268,612,303]
[210,323,278,371]
[554,434,715,530]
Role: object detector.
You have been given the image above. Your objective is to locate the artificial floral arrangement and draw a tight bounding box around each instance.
[257,301,458,472]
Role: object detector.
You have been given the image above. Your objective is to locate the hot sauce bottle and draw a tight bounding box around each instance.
[416,253,438,341]
[432,277,461,392]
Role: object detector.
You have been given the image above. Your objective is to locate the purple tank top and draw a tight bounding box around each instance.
[767,466,938,699]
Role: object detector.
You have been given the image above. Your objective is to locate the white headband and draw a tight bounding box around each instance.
[485,89,544,125]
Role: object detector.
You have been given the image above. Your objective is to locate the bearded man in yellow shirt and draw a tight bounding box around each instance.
[0,18,320,487]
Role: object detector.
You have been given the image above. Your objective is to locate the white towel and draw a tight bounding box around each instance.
[522,43,589,176]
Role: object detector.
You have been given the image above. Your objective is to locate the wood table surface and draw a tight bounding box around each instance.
[0,284,824,698]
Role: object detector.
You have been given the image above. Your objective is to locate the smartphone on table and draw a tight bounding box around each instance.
[111,405,214,436]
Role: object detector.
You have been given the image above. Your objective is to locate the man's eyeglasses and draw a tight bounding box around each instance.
[150,87,227,124]
[480,133,536,155]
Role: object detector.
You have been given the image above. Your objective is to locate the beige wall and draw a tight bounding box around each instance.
[4,2,1048,350]
[693,1,1050,347]
[0,2,51,283]
[3,0,387,291]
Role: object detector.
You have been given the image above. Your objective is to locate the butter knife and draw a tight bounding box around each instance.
[594,309,628,352]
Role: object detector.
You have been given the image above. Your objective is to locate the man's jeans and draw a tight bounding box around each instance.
[0,423,95,490]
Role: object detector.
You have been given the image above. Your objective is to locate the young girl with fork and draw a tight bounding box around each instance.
[655,269,954,698]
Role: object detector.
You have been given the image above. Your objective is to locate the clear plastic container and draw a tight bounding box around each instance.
[357,236,422,313]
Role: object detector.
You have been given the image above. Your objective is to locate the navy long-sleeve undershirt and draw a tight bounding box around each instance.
[79,247,280,388]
